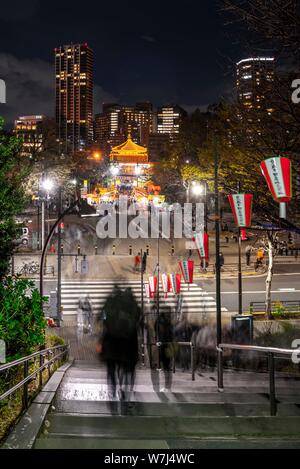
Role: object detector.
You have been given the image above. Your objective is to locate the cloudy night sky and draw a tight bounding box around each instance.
[0,0,245,126]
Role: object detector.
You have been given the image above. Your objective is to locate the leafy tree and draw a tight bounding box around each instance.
[0,277,47,360]
[0,118,30,278]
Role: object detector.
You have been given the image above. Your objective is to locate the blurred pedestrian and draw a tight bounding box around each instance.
[134,253,141,272]
[154,311,175,392]
[77,295,93,339]
[245,245,252,266]
[97,286,141,400]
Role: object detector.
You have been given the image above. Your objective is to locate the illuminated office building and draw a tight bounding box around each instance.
[236,57,275,113]
[55,43,93,153]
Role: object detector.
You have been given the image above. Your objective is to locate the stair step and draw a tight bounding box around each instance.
[43,414,300,438]
[34,435,300,450]
[52,399,300,417]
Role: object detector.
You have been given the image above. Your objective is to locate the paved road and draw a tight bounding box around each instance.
[201,263,300,313]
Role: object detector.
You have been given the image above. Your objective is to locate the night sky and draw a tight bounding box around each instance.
[0,0,243,126]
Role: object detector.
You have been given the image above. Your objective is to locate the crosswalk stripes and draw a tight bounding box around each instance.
[61,280,228,317]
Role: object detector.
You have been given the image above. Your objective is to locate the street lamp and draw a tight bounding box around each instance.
[40,178,54,250]
[192,181,208,233]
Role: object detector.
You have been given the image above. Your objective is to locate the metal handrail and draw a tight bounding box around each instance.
[147,341,196,381]
[217,343,298,416]
[0,344,69,407]
[218,343,295,356]
[0,344,67,372]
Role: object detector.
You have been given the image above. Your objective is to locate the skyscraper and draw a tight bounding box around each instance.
[157,105,187,139]
[236,57,275,113]
[55,43,93,153]
[95,102,153,154]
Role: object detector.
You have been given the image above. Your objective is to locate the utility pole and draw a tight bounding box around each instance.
[238,182,243,315]
[214,141,222,346]
[41,199,45,251]
[141,249,145,366]
[214,139,223,391]
[57,187,62,327]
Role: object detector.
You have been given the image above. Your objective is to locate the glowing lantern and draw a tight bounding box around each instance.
[179,259,194,284]
[260,157,292,219]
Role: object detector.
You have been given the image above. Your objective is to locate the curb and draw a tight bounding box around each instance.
[1,360,74,450]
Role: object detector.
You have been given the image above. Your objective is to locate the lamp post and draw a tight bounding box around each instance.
[192,181,208,233]
[40,177,54,251]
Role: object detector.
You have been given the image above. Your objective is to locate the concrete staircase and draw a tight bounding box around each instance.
[34,361,300,449]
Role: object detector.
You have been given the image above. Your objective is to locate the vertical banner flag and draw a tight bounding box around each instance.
[145,283,151,300]
[179,259,194,284]
[193,232,209,260]
[228,194,253,228]
[161,273,171,298]
[169,273,181,295]
[149,276,158,298]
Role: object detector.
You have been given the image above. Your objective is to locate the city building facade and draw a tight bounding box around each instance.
[236,57,275,113]
[55,43,93,153]
[157,105,187,140]
[14,115,45,158]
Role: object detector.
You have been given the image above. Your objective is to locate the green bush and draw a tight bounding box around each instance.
[0,277,47,361]
[46,334,65,347]
[272,301,286,319]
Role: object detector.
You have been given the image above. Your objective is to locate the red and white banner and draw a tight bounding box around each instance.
[169,273,181,295]
[144,283,151,299]
[179,259,194,284]
[228,194,253,228]
[193,232,209,260]
[260,157,292,203]
[149,276,158,298]
[161,273,171,297]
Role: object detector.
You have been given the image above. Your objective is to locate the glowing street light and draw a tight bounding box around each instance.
[192,183,205,196]
[42,178,54,193]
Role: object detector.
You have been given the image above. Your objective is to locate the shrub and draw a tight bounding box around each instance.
[0,277,47,361]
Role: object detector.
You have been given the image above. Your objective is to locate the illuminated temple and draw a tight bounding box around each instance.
[108,134,160,197]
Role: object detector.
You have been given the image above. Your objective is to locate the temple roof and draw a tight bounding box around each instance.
[111,135,148,157]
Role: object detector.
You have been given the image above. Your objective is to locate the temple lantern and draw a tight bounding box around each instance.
[260,157,292,219]
[179,259,194,285]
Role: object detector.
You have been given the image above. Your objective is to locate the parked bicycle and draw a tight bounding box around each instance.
[18,261,40,276]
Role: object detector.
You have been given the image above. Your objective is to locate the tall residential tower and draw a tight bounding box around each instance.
[236,57,275,113]
[55,43,93,153]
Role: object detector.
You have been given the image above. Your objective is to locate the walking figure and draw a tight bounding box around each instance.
[97,286,141,401]
[77,295,93,339]
[134,253,141,272]
[245,245,252,266]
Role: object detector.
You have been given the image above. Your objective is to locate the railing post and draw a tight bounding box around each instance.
[217,347,224,392]
[39,353,44,389]
[47,352,51,380]
[268,352,277,416]
[191,343,195,381]
[23,361,29,409]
